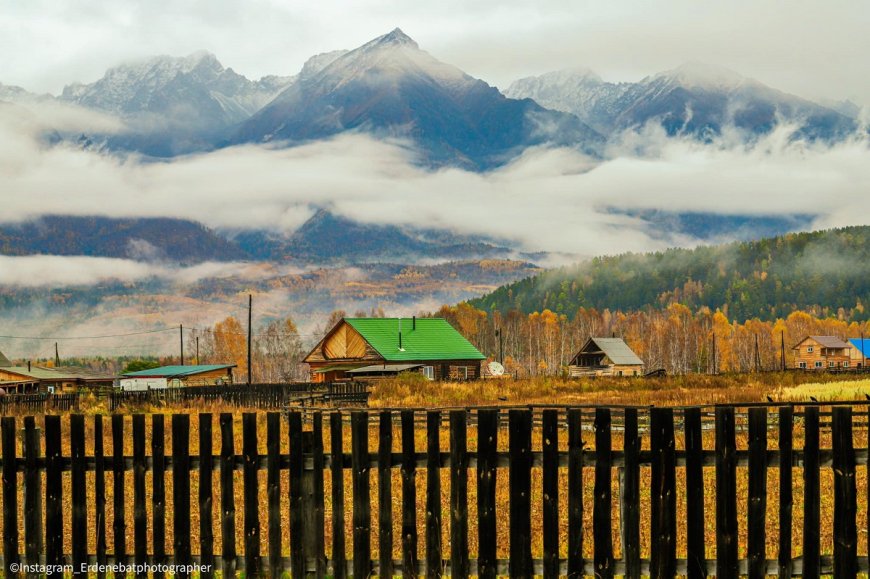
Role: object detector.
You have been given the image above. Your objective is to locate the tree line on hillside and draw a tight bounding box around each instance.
[471,226,870,323]
[435,303,870,376]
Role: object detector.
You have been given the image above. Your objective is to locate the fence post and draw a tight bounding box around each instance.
[401,410,419,578]
[199,414,215,579]
[477,409,498,579]
[426,411,443,578]
[832,407,857,579]
[23,416,43,569]
[351,411,372,578]
[242,412,262,575]
[748,408,768,579]
[219,413,237,576]
[172,414,192,578]
[152,414,167,579]
[2,417,19,575]
[715,406,737,579]
[650,408,676,579]
[778,406,793,579]
[509,409,533,578]
[593,408,614,579]
[289,411,304,578]
[684,407,705,579]
[542,409,560,579]
[380,411,396,578]
[329,412,347,579]
[567,409,584,578]
[803,406,820,579]
[44,415,63,578]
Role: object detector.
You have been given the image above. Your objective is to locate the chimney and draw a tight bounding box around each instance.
[412,316,416,331]
[28,361,31,372]
[398,317,403,350]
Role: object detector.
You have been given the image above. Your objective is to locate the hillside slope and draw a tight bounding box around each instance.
[471,226,870,321]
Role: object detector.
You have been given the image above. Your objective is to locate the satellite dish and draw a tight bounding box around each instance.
[487,361,505,377]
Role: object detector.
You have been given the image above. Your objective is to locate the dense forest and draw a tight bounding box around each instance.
[471,226,870,322]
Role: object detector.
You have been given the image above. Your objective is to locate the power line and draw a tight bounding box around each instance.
[0,327,178,341]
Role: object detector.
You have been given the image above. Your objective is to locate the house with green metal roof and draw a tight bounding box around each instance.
[305,317,485,382]
[119,364,236,390]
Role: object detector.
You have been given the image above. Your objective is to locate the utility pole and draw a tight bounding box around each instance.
[754,334,760,373]
[495,328,504,365]
[196,336,200,366]
[862,331,866,372]
[247,294,253,385]
[711,333,717,375]
[180,324,184,365]
[780,331,786,371]
[54,343,60,367]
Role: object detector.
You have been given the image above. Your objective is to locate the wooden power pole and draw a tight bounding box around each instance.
[180,324,184,365]
[780,331,786,371]
[247,294,253,385]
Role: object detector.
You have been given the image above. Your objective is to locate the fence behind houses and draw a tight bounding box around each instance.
[0,403,867,577]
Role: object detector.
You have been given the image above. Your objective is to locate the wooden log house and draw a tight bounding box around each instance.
[792,336,854,370]
[119,364,236,390]
[304,317,485,382]
[0,350,116,393]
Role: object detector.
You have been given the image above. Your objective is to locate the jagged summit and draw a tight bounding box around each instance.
[651,61,747,91]
[369,27,419,49]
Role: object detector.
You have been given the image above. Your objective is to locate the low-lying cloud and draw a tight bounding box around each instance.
[0,102,868,261]
[0,255,292,287]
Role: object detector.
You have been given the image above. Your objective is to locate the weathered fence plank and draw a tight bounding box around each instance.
[778,406,793,579]
[716,406,738,579]
[112,414,127,566]
[199,413,215,579]
[450,410,469,579]
[330,412,347,579]
[70,414,87,576]
[542,409,560,579]
[684,407,705,579]
[152,414,167,579]
[426,410,443,578]
[266,412,282,577]
[219,413,237,576]
[509,409,533,578]
[477,409,498,579]
[172,414,192,577]
[593,408,614,579]
[23,415,42,571]
[133,413,147,574]
[567,408,584,579]
[401,410,419,579]
[242,412,261,575]
[832,407,857,579]
[352,411,372,579]
[379,411,395,578]
[747,408,767,579]
[650,408,676,579]
[804,406,821,579]
[44,415,63,577]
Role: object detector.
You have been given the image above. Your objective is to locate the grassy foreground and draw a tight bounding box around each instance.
[368,370,870,408]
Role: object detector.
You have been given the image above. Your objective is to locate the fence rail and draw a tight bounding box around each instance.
[0,383,370,415]
[0,404,866,577]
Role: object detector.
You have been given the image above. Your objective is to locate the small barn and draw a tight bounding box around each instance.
[792,336,853,370]
[568,337,644,377]
[119,364,236,391]
[305,317,485,382]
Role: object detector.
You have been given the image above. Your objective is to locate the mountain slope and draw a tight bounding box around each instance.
[471,226,870,321]
[0,216,248,263]
[507,62,857,141]
[59,52,295,156]
[233,28,603,169]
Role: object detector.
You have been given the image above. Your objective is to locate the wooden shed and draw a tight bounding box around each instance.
[119,364,236,390]
[568,337,644,377]
[305,317,485,382]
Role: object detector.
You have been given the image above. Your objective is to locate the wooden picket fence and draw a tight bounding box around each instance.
[0,404,867,577]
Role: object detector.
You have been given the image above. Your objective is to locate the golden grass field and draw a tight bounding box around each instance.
[2,371,868,569]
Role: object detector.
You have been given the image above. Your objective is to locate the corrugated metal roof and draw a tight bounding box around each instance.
[345,318,485,362]
[347,364,424,374]
[849,339,870,356]
[122,364,236,378]
[1,366,83,380]
[586,337,644,366]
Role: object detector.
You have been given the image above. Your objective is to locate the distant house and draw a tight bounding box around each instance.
[792,336,854,370]
[0,351,115,393]
[568,337,644,377]
[304,317,486,382]
[119,364,236,391]
[849,339,870,369]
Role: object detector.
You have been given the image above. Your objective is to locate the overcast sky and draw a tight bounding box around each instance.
[2,0,868,106]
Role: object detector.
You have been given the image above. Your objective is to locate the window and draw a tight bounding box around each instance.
[799,362,807,369]
[843,361,850,368]
[829,361,836,368]
[815,361,823,368]
[423,366,435,381]
[807,346,814,353]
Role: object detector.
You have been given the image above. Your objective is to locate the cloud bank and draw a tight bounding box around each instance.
[1,103,868,264]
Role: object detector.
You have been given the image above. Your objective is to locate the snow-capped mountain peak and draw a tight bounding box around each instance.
[650,61,747,91]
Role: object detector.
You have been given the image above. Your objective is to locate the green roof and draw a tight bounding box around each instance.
[345,318,485,362]
[122,364,235,378]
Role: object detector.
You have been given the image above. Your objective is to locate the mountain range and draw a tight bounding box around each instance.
[2,29,861,166]
[0,211,516,265]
